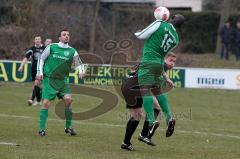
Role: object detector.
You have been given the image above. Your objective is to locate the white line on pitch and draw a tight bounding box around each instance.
[0,113,240,140]
[0,142,20,146]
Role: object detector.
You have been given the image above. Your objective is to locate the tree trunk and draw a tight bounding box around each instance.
[89,0,100,53]
[111,9,116,40]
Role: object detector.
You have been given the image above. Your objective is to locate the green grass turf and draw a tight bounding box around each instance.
[177,53,240,69]
[0,82,240,159]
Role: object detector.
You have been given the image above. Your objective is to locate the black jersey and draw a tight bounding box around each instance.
[25,45,45,71]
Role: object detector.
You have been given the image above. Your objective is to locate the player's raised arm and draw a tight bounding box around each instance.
[18,49,33,72]
[73,51,87,79]
[18,57,28,72]
[37,45,50,80]
[134,20,161,39]
[162,71,174,88]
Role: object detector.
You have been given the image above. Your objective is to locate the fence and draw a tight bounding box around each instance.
[0,60,240,90]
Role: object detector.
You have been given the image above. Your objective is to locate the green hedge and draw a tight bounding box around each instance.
[178,12,220,53]
[116,10,240,54]
[179,13,240,53]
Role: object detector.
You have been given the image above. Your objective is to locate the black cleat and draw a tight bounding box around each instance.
[121,142,135,151]
[38,130,46,136]
[166,118,176,137]
[138,134,156,146]
[65,128,77,136]
[147,121,160,139]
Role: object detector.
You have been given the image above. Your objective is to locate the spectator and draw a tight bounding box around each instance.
[220,21,233,60]
[233,20,240,61]
[44,38,52,47]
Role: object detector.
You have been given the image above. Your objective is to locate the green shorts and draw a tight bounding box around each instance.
[42,77,70,101]
[138,62,164,87]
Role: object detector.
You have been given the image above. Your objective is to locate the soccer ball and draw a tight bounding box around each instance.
[154,6,170,21]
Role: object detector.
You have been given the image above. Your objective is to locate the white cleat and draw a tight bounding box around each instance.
[27,100,33,106]
[33,101,42,106]
[32,101,38,106]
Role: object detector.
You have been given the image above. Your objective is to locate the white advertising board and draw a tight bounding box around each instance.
[185,68,240,90]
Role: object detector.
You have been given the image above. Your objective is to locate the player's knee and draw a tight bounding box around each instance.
[34,79,40,86]
[130,108,143,121]
[65,99,72,106]
[34,80,38,85]
[64,95,72,106]
[42,100,50,109]
[131,113,140,121]
[138,109,144,119]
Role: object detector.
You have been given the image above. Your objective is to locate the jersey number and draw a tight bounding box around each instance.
[161,33,175,52]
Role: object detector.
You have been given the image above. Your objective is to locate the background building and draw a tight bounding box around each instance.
[156,0,203,12]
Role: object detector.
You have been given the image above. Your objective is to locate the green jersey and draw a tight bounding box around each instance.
[135,20,179,85]
[135,20,179,127]
[38,42,83,100]
[137,20,179,64]
[38,42,77,80]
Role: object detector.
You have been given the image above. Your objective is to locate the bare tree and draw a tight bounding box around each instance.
[89,0,100,53]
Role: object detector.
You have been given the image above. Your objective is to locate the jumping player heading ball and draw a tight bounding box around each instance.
[134,14,184,132]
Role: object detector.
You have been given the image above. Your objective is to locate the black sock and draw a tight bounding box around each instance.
[123,117,139,145]
[36,86,41,102]
[141,116,149,137]
[39,88,42,101]
[154,108,160,119]
[31,86,38,101]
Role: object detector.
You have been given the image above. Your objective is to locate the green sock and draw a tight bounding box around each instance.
[39,109,48,131]
[65,107,72,129]
[142,96,155,126]
[156,94,172,124]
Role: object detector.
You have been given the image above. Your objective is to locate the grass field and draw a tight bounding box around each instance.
[177,53,240,69]
[0,82,240,159]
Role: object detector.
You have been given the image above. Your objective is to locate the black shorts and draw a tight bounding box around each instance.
[31,70,37,81]
[121,76,143,109]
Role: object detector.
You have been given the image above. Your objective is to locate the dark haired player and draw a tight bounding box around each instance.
[36,29,86,136]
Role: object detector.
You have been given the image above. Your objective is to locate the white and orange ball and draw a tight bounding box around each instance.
[154,6,170,21]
